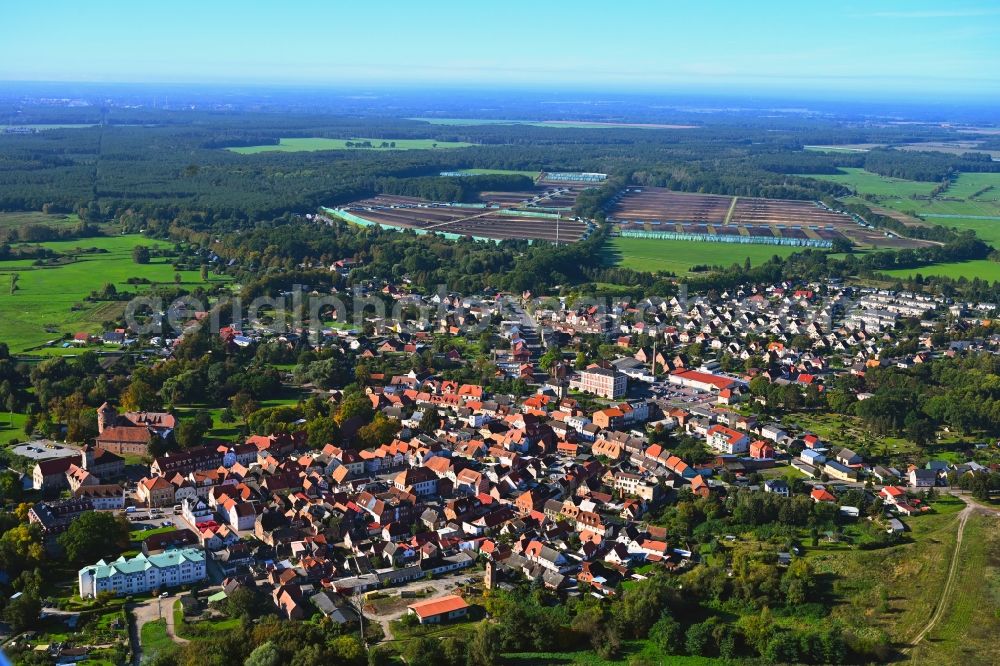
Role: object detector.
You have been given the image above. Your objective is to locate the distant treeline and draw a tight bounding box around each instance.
[631,165,847,200]
[1,111,970,225]
[375,174,534,203]
[0,221,102,244]
[0,243,61,261]
[862,148,999,182]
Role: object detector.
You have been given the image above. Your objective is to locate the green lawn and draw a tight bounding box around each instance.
[173,600,241,639]
[140,618,175,657]
[784,411,982,464]
[0,410,27,439]
[227,137,473,154]
[130,525,178,542]
[0,235,225,352]
[602,236,803,275]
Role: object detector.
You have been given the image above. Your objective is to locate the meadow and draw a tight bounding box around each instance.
[908,513,1000,665]
[806,168,1000,219]
[0,211,82,230]
[0,235,223,352]
[880,259,1000,282]
[227,137,474,154]
[602,236,802,275]
[803,167,937,200]
[803,496,966,649]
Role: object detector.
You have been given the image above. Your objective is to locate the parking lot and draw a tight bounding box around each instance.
[646,381,716,407]
[11,439,81,460]
[125,507,193,533]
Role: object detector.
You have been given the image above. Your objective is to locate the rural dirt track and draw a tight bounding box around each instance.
[905,494,1000,658]
[906,502,971,653]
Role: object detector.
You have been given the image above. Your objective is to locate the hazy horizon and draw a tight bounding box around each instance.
[3,0,999,101]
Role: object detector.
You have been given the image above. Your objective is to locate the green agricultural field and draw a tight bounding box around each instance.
[880,259,1000,282]
[927,216,1000,245]
[602,236,802,275]
[0,211,82,230]
[804,167,937,200]
[806,169,1000,219]
[227,137,473,154]
[0,235,224,353]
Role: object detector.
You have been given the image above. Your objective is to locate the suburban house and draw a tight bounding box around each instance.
[764,479,790,496]
[909,468,937,488]
[749,440,774,459]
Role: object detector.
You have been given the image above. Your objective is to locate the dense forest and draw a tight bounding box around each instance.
[4,106,1000,303]
[2,110,990,224]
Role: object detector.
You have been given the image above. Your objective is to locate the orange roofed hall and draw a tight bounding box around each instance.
[406,594,469,624]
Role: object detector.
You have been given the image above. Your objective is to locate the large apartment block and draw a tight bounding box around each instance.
[570,367,627,399]
[78,547,206,598]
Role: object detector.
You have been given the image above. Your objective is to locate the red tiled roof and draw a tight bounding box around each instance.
[407,594,468,619]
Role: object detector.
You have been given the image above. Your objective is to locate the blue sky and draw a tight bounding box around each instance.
[2,0,999,98]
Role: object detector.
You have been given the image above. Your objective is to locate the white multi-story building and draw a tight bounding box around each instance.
[78,547,206,598]
[570,367,627,399]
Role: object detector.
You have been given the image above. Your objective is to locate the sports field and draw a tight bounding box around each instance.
[0,235,223,352]
[227,137,473,154]
[602,236,802,275]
